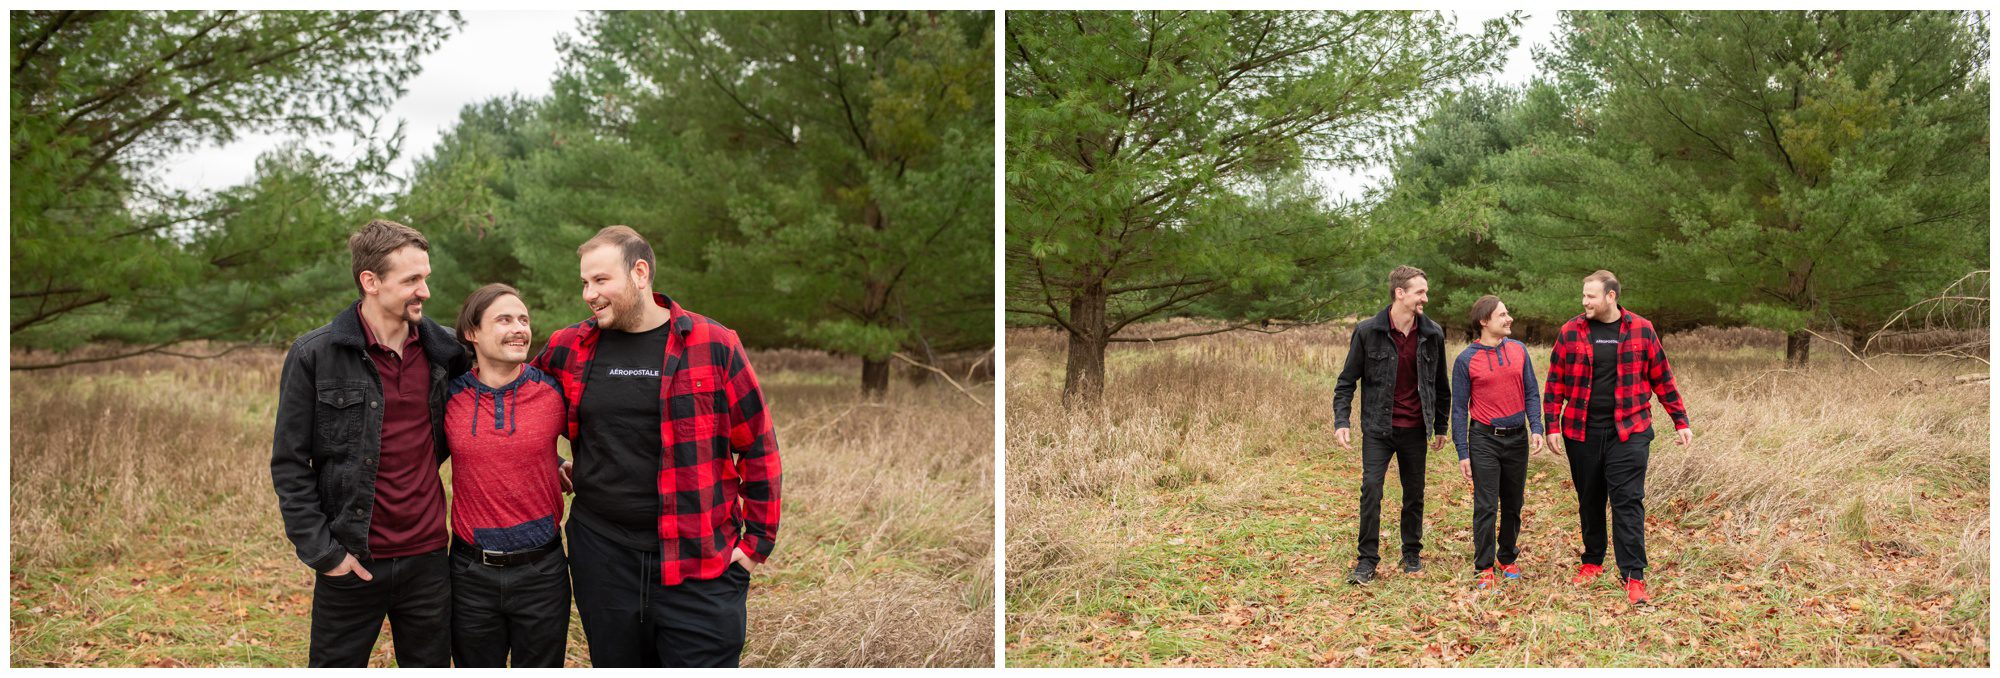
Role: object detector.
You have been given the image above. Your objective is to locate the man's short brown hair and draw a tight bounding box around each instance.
[1389,265,1427,300]
[349,219,429,296]
[455,283,521,350]
[578,225,657,285]
[1584,269,1621,300]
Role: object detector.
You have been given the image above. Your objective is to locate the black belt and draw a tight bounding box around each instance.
[1471,420,1525,436]
[452,536,560,567]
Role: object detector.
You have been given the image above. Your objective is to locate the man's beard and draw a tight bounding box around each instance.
[604,290,646,332]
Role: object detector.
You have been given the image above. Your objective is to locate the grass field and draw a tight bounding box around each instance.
[10,347,994,667]
[1005,321,1989,667]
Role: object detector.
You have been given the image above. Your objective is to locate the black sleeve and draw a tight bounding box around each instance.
[1430,333,1451,434]
[269,341,347,573]
[1332,326,1365,428]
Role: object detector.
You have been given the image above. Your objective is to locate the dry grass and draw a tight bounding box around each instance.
[10,348,993,667]
[1005,322,1989,667]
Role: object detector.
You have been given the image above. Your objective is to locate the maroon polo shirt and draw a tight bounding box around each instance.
[1389,318,1424,429]
[359,315,448,558]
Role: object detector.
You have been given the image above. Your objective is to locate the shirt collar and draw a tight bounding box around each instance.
[358,311,421,355]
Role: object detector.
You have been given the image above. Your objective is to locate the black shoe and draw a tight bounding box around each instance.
[1346,562,1376,585]
[1400,554,1423,574]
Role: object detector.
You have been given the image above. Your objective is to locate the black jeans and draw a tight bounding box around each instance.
[567,520,751,667]
[307,547,450,667]
[1567,426,1653,580]
[1356,426,1429,566]
[1469,423,1528,571]
[450,540,572,667]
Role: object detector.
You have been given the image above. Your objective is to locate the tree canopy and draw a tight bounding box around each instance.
[1006,10,1516,402]
[11,10,461,358]
[1378,10,1990,363]
[14,11,997,396]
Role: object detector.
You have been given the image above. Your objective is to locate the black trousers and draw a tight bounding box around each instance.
[1567,426,1653,580]
[1469,424,1529,571]
[1356,425,1429,566]
[450,540,572,667]
[567,520,751,667]
[307,547,451,667]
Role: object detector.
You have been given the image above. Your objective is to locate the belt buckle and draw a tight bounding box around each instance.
[1494,425,1520,435]
[480,549,507,567]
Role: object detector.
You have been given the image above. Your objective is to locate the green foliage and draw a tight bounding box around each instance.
[1006,10,1514,398]
[391,11,995,394]
[15,11,995,388]
[1006,11,1514,331]
[1380,10,1990,352]
[10,10,461,353]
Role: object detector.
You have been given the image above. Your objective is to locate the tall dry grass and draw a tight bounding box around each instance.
[1006,324,1345,611]
[10,347,993,667]
[1006,321,1989,666]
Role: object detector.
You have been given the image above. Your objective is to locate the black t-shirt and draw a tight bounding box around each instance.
[1585,317,1621,431]
[574,322,674,550]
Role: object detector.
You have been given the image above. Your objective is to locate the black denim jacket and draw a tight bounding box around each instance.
[269,302,467,572]
[1331,304,1451,439]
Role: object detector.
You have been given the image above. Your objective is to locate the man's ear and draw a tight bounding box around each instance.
[630,259,652,290]
[359,270,380,297]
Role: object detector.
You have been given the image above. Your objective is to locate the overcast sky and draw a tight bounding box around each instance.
[150,10,584,194]
[155,9,1557,202]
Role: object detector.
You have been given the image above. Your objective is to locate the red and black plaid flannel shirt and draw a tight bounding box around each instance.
[1542,309,1690,442]
[533,293,781,585]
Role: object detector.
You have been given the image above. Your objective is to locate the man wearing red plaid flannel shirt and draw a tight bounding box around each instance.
[1542,270,1692,605]
[530,225,781,667]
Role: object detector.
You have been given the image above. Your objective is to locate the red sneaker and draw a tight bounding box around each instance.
[1571,563,1604,585]
[1624,577,1651,605]
[1498,563,1522,580]
[1476,568,1496,590]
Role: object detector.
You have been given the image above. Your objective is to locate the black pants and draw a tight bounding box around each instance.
[1567,426,1653,580]
[567,520,751,667]
[1356,425,1429,566]
[450,540,572,667]
[1469,424,1529,571]
[308,547,450,667]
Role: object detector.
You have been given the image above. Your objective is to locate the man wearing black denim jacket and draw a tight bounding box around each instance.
[270,220,469,667]
[1332,265,1451,585]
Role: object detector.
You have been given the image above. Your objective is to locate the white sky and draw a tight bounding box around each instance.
[154,9,1556,202]
[150,10,584,194]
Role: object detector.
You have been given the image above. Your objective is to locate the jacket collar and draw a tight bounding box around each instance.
[1568,307,1643,335]
[329,300,463,363]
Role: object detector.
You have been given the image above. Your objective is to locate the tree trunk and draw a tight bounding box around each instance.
[859,197,894,398]
[862,357,890,396]
[1785,329,1812,366]
[1062,284,1109,406]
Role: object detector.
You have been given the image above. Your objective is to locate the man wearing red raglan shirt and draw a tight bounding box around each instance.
[531,225,781,668]
[443,283,573,667]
